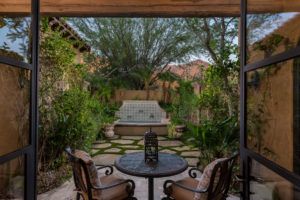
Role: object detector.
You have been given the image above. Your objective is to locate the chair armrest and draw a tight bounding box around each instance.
[164,180,208,194]
[92,179,135,194]
[96,165,114,175]
[188,168,203,178]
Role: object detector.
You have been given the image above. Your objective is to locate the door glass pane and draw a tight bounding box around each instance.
[0,0,32,63]
[247,0,300,63]
[0,156,25,199]
[247,57,300,173]
[0,63,30,156]
[250,160,300,200]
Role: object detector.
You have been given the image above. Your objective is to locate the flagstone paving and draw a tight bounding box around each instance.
[158,140,184,147]
[173,146,191,151]
[120,145,140,149]
[92,143,112,149]
[124,149,143,154]
[92,135,200,167]
[91,149,100,154]
[181,151,201,157]
[160,149,177,154]
[93,154,121,165]
[111,139,135,144]
[121,135,143,140]
[185,157,200,166]
[104,148,122,153]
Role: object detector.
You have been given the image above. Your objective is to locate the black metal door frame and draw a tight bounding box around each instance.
[0,0,40,199]
[240,0,300,199]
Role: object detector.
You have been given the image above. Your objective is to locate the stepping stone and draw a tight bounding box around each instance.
[157,136,167,141]
[94,140,107,144]
[105,135,119,139]
[93,143,112,149]
[104,148,122,153]
[91,149,100,154]
[120,145,140,149]
[159,140,183,147]
[93,154,121,165]
[160,149,176,154]
[181,151,201,157]
[137,140,144,145]
[111,139,135,145]
[125,150,143,154]
[173,146,191,152]
[121,136,143,140]
[185,158,199,167]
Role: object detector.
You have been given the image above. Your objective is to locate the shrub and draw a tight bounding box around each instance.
[39,88,101,170]
[184,116,239,167]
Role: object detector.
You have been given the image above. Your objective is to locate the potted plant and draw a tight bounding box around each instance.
[102,105,118,138]
[104,121,115,138]
[167,122,186,139]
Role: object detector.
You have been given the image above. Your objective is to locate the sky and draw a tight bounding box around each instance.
[0,17,30,62]
[0,14,299,64]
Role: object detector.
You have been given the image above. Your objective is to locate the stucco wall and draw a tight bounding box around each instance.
[247,13,300,200]
[114,89,166,103]
[0,63,29,196]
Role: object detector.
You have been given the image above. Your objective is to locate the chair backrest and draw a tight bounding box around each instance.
[65,147,94,200]
[206,154,238,200]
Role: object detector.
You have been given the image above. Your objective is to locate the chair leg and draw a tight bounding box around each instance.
[161,197,173,200]
[126,180,136,198]
[163,182,173,200]
[76,192,81,200]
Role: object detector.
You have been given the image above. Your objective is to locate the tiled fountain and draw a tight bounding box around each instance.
[114,100,169,136]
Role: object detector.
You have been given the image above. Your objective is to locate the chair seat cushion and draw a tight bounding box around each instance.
[99,175,129,200]
[168,177,199,200]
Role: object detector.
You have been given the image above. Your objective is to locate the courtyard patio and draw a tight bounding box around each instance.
[38,135,239,200]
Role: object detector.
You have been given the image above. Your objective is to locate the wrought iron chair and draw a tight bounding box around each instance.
[65,147,136,200]
[163,153,238,200]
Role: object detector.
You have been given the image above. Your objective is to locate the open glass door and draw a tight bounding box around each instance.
[0,0,39,199]
[241,0,300,199]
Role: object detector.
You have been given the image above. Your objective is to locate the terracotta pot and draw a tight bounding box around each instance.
[175,125,186,133]
[104,124,115,138]
[172,125,186,139]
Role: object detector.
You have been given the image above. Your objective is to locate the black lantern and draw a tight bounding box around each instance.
[144,128,158,164]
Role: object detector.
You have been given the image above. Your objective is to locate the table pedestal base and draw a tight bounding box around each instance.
[148,177,154,200]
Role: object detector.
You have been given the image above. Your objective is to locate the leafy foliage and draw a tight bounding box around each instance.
[164,18,241,166]
[41,88,101,169]
[38,18,102,172]
[185,117,239,167]
[70,18,194,90]
[171,80,198,124]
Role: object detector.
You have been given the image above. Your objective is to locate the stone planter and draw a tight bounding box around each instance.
[104,124,115,138]
[174,125,186,139]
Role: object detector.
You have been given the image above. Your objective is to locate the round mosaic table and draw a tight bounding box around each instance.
[114,152,188,200]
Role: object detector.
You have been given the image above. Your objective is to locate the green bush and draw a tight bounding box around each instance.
[171,80,198,124]
[184,116,239,167]
[41,88,101,169]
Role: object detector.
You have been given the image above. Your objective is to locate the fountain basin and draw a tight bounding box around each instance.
[114,100,169,136]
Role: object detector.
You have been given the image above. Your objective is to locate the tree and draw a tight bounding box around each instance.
[69,18,194,91]
[185,17,240,117]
